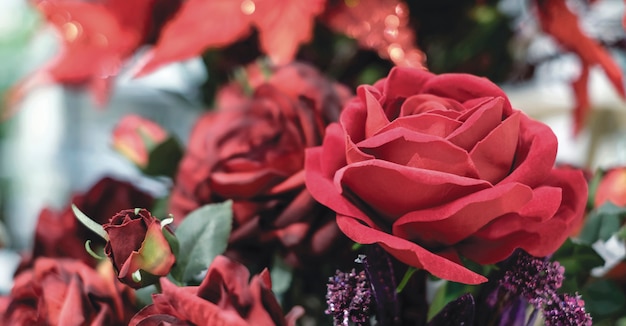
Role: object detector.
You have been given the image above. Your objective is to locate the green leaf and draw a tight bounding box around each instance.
[553,238,605,293]
[142,137,184,178]
[583,279,626,319]
[71,204,108,240]
[427,281,477,321]
[270,255,292,302]
[171,201,233,284]
[579,202,626,244]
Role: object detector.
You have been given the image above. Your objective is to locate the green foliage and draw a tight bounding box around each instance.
[582,279,626,320]
[170,201,233,284]
[579,202,626,244]
[142,136,184,178]
[427,280,478,321]
[552,238,604,293]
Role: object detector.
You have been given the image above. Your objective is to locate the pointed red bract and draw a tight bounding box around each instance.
[139,0,325,75]
[536,0,626,133]
[11,0,174,106]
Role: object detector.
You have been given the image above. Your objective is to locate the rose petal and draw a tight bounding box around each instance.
[392,182,533,246]
[358,128,479,177]
[383,67,435,102]
[421,73,511,111]
[337,215,487,284]
[469,111,520,184]
[340,86,382,142]
[447,97,504,151]
[362,86,391,138]
[500,114,557,187]
[399,94,466,116]
[374,113,462,139]
[335,160,490,220]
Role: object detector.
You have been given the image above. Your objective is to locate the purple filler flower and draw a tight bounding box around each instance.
[543,293,592,326]
[499,251,565,307]
[326,268,373,326]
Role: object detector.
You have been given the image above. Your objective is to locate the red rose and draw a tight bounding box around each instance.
[103,208,176,288]
[129,255,302,326]
[32,177,154,267]
[305,67,588,284]
[2,258,135,325]
[169,62,350,266]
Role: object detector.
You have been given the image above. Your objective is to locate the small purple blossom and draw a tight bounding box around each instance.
[326,268,373,326]
[543,293,592,326]
[499,251,565,307]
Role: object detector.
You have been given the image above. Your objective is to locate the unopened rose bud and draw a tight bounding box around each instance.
[595,168,626,207]
[103,208,176,288]
[112,115,168,168]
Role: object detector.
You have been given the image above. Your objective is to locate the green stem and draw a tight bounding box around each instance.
[396,267,418,293]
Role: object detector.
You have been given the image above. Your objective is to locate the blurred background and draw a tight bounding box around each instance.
[1,0,626,293]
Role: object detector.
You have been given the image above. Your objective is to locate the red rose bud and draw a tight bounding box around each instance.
[103,209,176,288]
[112,115,168,168]
[594,168,626,207]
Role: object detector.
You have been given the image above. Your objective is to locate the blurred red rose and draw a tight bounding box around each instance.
[103,208,175,288]
[112,115,168,168]
[32,177,154,267]
[2,258,135,325]
[594,168,626,207]
[305,67,587,284]
[169,62,350,266]
[129,255,303,326]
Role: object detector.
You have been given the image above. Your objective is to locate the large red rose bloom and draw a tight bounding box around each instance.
[305,67,587,284]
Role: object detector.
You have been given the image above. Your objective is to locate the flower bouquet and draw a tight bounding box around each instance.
[2,0,626,325]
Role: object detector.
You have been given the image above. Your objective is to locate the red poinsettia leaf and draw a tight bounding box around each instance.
[536,0,626,133]
[252,0,325,65]
[137,0,252,76]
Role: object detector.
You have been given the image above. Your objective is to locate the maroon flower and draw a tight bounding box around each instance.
[32,177,154,267]
[129,255,303,326]
[305,67,588,284]
[2,258,135,325]
[103,209,175,288]
[169,62,350,266]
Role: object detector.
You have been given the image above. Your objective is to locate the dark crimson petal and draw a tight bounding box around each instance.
[446,97,504,151]
[392,182,533,246]
[336,215,487,284]
[336,160,490,219]
[469,111,520,184]
[358,129,479,178]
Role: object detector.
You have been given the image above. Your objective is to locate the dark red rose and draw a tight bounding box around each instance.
[32,177,154,267]
[129,255,303,326]
[305,67,588,284]
[3,258,135,325]
[169,62,350,266]
[103,209,175,288]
